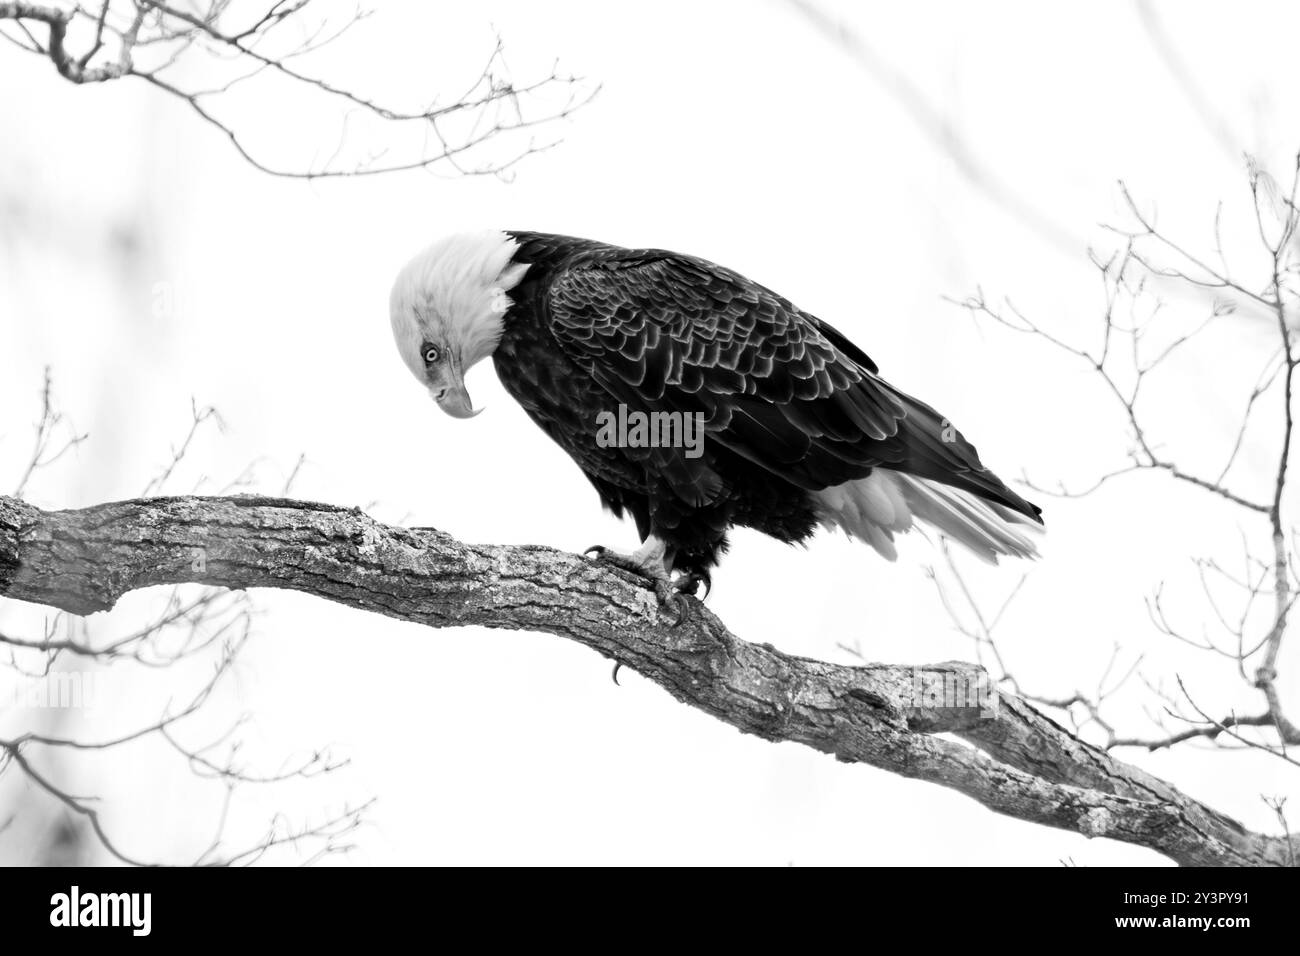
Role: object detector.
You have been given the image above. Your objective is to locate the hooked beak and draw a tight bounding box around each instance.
[428,357,482,419]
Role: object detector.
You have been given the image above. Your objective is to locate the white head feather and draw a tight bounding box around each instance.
[389,230,530,384]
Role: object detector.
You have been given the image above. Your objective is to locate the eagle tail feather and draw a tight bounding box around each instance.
[813,471,1041,564]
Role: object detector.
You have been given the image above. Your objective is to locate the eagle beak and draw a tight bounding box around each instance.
[435,384,481,419]
[429,358,482,419]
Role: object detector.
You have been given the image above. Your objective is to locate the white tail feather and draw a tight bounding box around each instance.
[812,471,1041,564]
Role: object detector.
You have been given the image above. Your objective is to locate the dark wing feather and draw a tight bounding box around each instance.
[541,249,1040,521]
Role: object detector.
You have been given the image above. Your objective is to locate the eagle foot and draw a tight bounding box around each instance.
[583,545,665,580]
[584,542,693,626]
[670,569,712,600]
[652,579,694,627]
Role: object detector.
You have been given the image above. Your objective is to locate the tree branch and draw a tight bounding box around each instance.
[0,1,593,179]
[0,492,1294,866]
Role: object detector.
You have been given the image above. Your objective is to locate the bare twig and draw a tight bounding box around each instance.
[949,154,1300,770]
[0,1,594,179]
[11,367,86,499]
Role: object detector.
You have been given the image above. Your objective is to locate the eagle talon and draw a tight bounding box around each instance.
[653,579,692,626]
[672,571,712,600]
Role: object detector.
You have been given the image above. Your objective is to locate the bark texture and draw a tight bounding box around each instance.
[0,492,1293,866]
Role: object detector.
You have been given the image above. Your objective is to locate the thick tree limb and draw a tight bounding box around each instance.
[0,493,1294,866]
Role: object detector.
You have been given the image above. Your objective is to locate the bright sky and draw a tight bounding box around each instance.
[1,0,1297,864]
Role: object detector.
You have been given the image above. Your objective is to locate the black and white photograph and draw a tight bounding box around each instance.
[0,0,1292,922]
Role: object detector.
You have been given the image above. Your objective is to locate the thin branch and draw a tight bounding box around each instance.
[12,366,87,499]
[0,1,594,179]
[952,156,1300,769]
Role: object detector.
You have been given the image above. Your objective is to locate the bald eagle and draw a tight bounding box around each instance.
[390,231,1042,606]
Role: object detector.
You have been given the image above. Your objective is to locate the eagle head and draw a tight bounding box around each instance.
[389,230,530,419]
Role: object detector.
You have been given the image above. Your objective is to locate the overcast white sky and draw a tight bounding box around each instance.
[2,0,1298,864]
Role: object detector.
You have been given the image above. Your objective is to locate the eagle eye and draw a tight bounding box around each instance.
[423,345,441,365]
